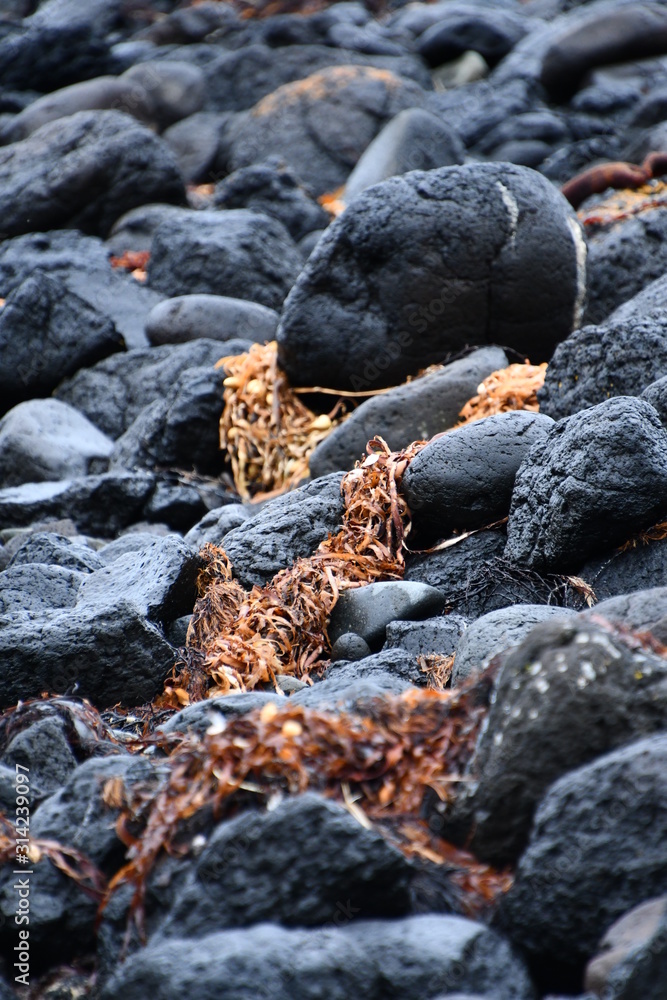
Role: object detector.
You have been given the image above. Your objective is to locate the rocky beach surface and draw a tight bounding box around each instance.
[0,0,667,997]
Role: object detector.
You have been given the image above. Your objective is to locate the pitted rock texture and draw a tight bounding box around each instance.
[278,162,586,391]
[506,396,667,573]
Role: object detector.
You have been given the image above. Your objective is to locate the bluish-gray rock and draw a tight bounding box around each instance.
[146,295,279,347]
[328,581,446,650]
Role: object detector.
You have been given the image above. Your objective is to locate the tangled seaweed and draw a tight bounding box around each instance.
[112,672,510,941]
[164,437,423,703]
[457,362,547,425]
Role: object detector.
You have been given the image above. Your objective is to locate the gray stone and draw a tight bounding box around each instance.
[0,757,156,967]
[583,209,667,326]
[148,210,301,311]
[344,108,465,202]
[403,411,554,539]
[0,230,165,350]
[157,692,279,740]
[105,203,190,255]
[330,632,372,661]
[2,716,77,796]
[184,504,249,550]
[278,163,585,391]
[585,585,667,637]
[226,65,427,197]
[162,112,231,185]
[223,473,345,589]
[121,61,206,131]
[585,896,667,999]
[290,669,412,710]
[0,600,175,709]
[308,347,508,477]
[55,340,236,440]
[77,535,201,626]
[0,110,185,239]
[538,315,667,421]
[0,271,123,412]
[440,620,667,866]
[0,563,84,614]
[324,646,436,688]
[505,397,667,573]
[496,734,667,976]
[158,793,412,937]
[146,295,279,347]
[417,7,530,68]
[641,374,667,424]
[110,365,228,476]
[8,532,103,574]
[100,913,535,1000]
[0,472,156,537]
[213,157,330,242]
[579,538,667,602]
[328,581,446,650]
[452,604,576,685]
[0,399,113,487]
[384,615,467,657]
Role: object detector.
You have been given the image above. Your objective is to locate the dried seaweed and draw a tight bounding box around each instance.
[109,250,149,283]
[0,815,107,903]
[457,362,547,425]
[163,437,422,703]
[112,672,508,937]
[218,341,347,500]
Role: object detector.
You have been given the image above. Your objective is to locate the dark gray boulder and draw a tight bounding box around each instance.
[583,209,667,326]
[0,756,157,969]
[417,7,530,67]
[120,60,206,131]
[579,538,667,602]
[505,397,667,573]
[184,504,249,550]
[99,914,535,1000]
[54,340,237,440]
[496,734,667,982]
[203,42,430,114]
[0,599,175,709]
[0,399,113,487]
[225,65,427,197]
[278,163,585,391]
[403,411,554,539]
[146,295,279,347]
[451,604,576,686]
[0,230,165,350]
[158,793,412,937]
[585,896,667,999]
[0,271,123,412]
[323,646,437,688]
[344,108,465,201]
[0,563,84,615]
[438,619,667,866]
[384,615,467,658]
[213,157,329,241]
[538,315,667,420]
[584,585,667,637]
[223,474,345,588]
[148,210,301,311]
[641,373,667,424]
[328,581,445,650]
[308,347,508,477]
[110,365,227,476]
[76,535,201,627]
[157,692,279,740]
[0,472,156,537]
[1,714,77,796]
[290,668,412,710]
[0,110,185,239]
[8,533,103,574]
[540,3,667,101]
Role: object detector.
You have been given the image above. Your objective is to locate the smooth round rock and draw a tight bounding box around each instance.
[278,163,586,391]
[145,295,279,347]
[328,581,446,650]
[331,633,372,662]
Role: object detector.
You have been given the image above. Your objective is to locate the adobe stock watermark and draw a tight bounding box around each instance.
[13,763,32,988]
